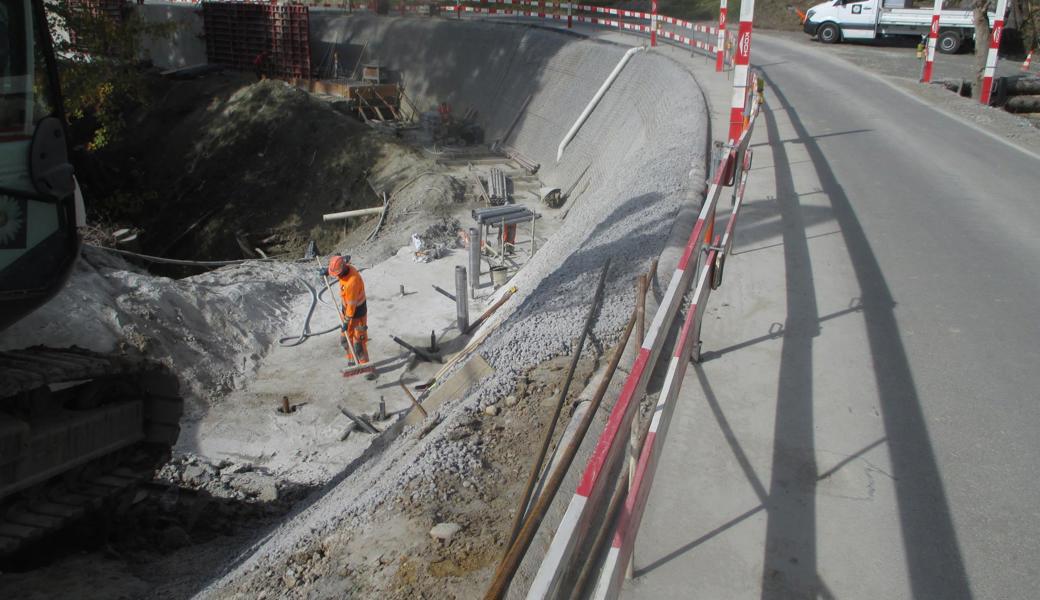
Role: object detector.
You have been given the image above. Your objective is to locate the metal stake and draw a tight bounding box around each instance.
[455,265,470,333]
[469,226,481,299]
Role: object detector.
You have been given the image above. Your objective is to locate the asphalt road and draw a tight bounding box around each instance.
[764,29,1027,83]
[627,33,1040,600]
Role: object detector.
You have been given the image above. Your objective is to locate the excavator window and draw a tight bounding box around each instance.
[0,0,32,137]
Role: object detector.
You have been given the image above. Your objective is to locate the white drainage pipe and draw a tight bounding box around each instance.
[556,46,644,163]
[322,206,384,222]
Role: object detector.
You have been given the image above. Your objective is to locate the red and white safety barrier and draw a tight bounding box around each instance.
[920,0,943,83]
[445,0,725,59]
[592,106,758,600]
[525,71,762,599]
[979,0,1008,105]
[716,0,727,72]
[728,0,755,141]
[1023,48,1034,72]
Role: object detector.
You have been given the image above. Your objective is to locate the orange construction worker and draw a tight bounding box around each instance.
[327,254,369,366]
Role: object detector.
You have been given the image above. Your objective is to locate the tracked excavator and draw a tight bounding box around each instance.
[0,0,183,560]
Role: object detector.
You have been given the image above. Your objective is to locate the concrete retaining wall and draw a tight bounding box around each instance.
[135,2,207,69]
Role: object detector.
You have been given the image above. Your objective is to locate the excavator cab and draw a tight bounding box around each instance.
[0,0,183,561]
[0,0,80,332]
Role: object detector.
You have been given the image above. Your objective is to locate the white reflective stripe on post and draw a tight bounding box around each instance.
[979,0,1007,105]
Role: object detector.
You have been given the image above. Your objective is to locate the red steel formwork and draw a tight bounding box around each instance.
[202,3,312,80]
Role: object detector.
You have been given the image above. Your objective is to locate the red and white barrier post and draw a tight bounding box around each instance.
[979,0,1008,105]
[715,0,727,72]
[728,0,755,142]
[920,0,943,83]
[1023,48,1034,72]
[650,0,658,47]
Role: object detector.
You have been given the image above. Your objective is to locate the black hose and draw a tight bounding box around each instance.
[278,277,340,347]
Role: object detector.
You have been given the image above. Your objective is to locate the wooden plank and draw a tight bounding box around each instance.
[404,354,493,427]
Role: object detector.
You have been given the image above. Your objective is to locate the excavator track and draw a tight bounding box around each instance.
[0,347,183,562]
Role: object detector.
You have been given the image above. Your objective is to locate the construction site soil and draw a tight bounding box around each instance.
[1,14,707,599]
[87,72,434,266]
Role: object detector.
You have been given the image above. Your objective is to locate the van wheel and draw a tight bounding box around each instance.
[818,23,841,44]
[938,30,962,54]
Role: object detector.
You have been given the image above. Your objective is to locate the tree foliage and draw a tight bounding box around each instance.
[44,0,176,149]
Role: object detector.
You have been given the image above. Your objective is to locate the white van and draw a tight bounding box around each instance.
[802,0,997,53]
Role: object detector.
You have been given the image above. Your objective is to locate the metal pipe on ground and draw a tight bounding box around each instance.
[432,285,456,302]
[477,210,538,226]
[323,206,384,222]
[338,404,379,434]
[472,205,527,221]
[557,46,644,162]
[487,272,634,600]
[389,335,441,363]
[468,226,481,299]
[502,260,611,554]
[455,266,469,333]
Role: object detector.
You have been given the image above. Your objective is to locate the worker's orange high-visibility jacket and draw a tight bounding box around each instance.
[337,265,367,319]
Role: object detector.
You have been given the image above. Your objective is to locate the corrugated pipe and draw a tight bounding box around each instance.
[556,46,644,163]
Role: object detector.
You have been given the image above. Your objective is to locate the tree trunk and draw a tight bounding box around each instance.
[974,0,992,98]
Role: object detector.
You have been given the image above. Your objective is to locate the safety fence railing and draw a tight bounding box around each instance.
[144,0,734,73]
[441,0,730,65]
[587,76,760,600]
[479,69,764,600]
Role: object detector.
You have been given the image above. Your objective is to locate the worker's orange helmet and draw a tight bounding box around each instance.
[327,254,350,277]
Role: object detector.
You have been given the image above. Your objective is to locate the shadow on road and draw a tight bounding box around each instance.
[760,70,973,599]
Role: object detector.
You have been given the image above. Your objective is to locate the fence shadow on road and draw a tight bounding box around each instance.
[759,71,973,600]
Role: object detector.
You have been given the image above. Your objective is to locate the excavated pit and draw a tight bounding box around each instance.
[0,13,708,599]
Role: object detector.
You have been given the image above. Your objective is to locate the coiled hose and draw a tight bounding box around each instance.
[278,277,340,347]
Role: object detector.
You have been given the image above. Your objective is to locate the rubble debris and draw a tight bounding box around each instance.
[410,217,463,263]
[430,522,462,541]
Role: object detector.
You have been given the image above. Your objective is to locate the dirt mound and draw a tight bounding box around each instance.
[94,72,424,264]
[0,246,303,410]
